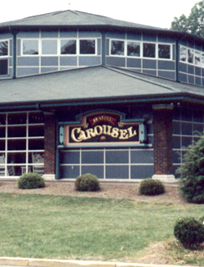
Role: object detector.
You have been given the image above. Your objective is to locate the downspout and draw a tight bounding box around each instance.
[175,39,179,82]
[9,26,17,79]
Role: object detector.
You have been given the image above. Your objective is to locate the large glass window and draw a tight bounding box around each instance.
[111,40,124,55]
[158,44,171,59]
[21,38,97,56]
[127,41,140,57]
[23,40,39,55]
[180,46,187,62]
[0,41,8,57]
[42,40,58,55]
[195,51,201,66]
[61,39,76,54]
[0,112,44,177]
[79,39,95,54]
[188,49,194,64]
[143,43,155,58]
[110,39,173,60]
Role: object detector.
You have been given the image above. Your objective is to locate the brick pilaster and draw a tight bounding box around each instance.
[153,104,173,175]
[44,113,56,175]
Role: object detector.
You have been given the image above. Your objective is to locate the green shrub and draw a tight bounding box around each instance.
[139,178,165,196]
[17,173,45,189]
[177,136,204,203]
[174,217,204,249]
[75,173,100,192]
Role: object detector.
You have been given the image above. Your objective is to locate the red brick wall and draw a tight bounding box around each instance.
[44,113,56,174]
[153,106,173,175]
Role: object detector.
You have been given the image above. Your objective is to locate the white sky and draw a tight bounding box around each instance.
[0,0,201,29]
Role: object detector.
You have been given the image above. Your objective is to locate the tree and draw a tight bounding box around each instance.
[171,1,204,38]
[177,136,204,203]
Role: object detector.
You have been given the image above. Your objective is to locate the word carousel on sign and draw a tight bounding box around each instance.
[71,125,138,142]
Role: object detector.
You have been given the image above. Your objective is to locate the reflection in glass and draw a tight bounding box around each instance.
[23,40,39,55]
[158,44,170,59]
[180,46,186,61]
[111,40,124,55]
[0,41,8,56]
[42,40,57,55]
[80,40,95,54]
[61,40,76,54]
[127,41,140,56]
[195,51,201,66]
[143,43,155,58]
[188,49,194,64]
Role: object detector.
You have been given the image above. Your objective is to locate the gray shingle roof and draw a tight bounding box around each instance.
[0,10,166,31]
[0,66,204,106]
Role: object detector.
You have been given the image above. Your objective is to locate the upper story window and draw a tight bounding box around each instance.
[80,39,95,54]
[0,40,9,76]
[143,43,155,58]
[111,40,124,55]
[180,45,204,68]
[0,40,8,56]
[158,44,171,59]
[127,41,140,57]
[21,38,97,56]
[110,39,172,60]
[188,49,194,64]
[61,39,76,54]
[23,40,39,55]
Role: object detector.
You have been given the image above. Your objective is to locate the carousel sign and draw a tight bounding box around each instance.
[62,112,141,146]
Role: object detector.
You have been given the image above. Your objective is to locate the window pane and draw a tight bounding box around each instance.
[188,49,194,64]
[195,51,201,66]
[0,41,8,56]
[202,54,204,68]
[0,59,8,75]
[42,40,57,55]
[143,43,155,58]
[180,46,186,62]
[80,39,95,54]
[23,40,39,55]
[127,41,140,56]
[158,44,170,59]
[61,39,76,54]
[111,40,124,55]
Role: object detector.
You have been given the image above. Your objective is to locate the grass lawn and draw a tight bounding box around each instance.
[0,193,204,265]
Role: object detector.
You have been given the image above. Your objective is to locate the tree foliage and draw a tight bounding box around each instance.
[177,136,204,203]
[171,1,204,38]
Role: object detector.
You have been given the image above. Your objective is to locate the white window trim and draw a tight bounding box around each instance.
[21,38,98,57]
[0,39,9,58]
[179,45,204,68]
[109,39,173,60]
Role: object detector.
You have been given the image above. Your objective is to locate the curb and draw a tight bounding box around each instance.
[0,257,199,267]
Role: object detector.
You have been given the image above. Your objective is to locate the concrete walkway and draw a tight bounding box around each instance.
[0,257,198,267]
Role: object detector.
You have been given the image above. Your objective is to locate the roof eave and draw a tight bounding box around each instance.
[0,91,203,112]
